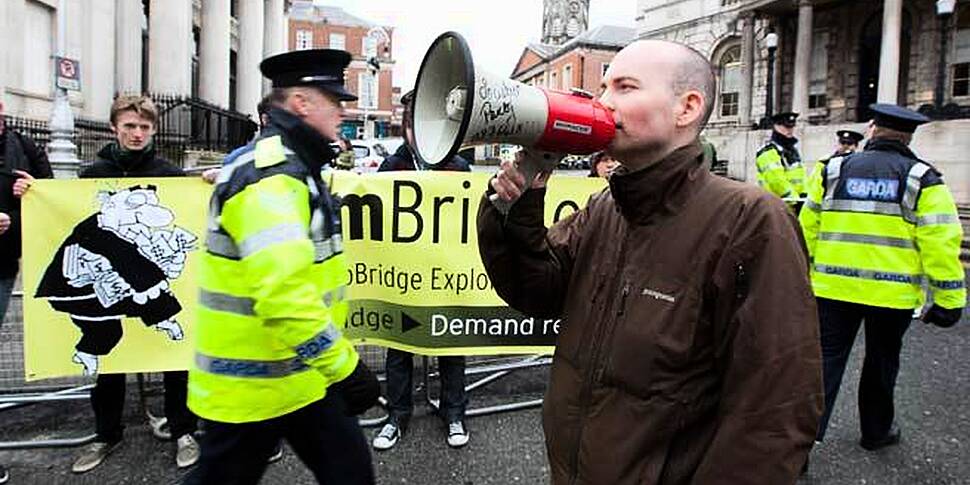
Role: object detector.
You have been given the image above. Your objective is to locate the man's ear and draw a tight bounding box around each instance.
[676,90,705,128]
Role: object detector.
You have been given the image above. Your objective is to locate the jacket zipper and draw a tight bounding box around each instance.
[567,223,635,485]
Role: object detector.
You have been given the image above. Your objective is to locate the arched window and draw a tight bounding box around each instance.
[718,44,742,117]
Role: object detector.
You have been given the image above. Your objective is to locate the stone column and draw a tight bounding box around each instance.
[115,0,143,95]
[0,0,9,100]
[82,0,115,120]
[739,13,755,127]
[791,0,813,116]
[149,0,193,95]
[877,0,903,103]
[200,0,231,107]
[237,0,265,120]
[263,0,286,92]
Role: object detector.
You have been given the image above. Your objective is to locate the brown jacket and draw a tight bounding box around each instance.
[478,141,823,485]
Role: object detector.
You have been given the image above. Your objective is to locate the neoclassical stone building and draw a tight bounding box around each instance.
[0,0,288,122]
[637,0,970,203]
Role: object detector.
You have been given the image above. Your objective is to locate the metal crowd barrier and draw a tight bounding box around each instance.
[0,285,551,445]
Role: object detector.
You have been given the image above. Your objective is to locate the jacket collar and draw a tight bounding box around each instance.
[771,130,798,150]
[608,140,706,224]
[265,108,335,172]
[96,141,158,173]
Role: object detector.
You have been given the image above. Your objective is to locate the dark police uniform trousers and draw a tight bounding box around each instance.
[816,297,912,441]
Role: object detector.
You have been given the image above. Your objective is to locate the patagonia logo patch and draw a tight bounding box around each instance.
[845,178,899,201]
[552,120,592,135]
[642,287,676,303]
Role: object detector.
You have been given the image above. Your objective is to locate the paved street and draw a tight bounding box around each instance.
[1,274,967,484]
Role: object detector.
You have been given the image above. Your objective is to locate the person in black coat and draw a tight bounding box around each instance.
[0,98,53,485]
[373,91,471,451]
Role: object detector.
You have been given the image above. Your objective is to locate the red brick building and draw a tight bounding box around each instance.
[511,25,635,94]
[288,1,396,139]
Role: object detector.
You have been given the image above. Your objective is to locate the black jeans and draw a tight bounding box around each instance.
[92,371,196,443]
[816,297,912,442]
[184,393,374,485]
[384,348,467,426]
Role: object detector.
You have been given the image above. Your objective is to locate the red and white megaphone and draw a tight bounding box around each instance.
[412,31,615,167]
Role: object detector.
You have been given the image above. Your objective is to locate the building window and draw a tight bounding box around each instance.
[24,0,54,95]
[363,36,378,58]
[562,64,573,90]
[329,33,346,51]
[601,62,610,78]
[718,44,741,117]
[953,6,970,97]
[808,31,829,109]
[358,71,378,109]
[953,63,970,97]
[296,30,313,50]
[550,71,559,89]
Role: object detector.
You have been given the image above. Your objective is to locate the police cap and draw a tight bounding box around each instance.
[771,112,799,127]
[260,49,357,101]
[869,103,929,133]
[837,130,864,145]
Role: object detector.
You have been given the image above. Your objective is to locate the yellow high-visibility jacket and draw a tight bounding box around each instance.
[188,127,358,423]
[799,139,966,310]
[756,141,806,200]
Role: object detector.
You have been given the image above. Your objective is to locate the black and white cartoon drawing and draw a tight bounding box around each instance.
[35,185,197,375]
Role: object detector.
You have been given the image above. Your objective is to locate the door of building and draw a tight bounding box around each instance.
[857,9,912,121]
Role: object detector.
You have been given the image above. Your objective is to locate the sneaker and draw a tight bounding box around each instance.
[372,422,401,450]
[447,420,469,448]
[71,441,121,473]
[150,416,171,441]
[0,463,8,484]
[176,434,200,468]
[267,442,284,464]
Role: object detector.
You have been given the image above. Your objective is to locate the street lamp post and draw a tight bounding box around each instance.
[762,31,778,129]
[47,0,79,177]
[935,0,956,111]
[362,26,390,139]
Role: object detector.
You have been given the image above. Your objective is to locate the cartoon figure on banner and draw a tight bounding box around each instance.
[34,185,197,376]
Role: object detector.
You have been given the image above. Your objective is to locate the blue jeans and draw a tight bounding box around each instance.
[0,275,16,328]
[384,348,467,426]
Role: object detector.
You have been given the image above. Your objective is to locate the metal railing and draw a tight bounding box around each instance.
[2,93,257,169]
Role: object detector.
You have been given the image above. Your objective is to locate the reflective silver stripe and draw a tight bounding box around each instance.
[199,289,255,316]
[824,157,843,201]
[821,198,903,217]
[314,234,343,263]
[901,163,929,213]
[819,232,915,249]
[761,162,784,172]
[929,278,966,290]
[239,223,307,258]
[917,213,960,226]
[804,200,822,212]
[195,353,308,378]
[322,286,347,306]
[293,324,342,361]
[814,264,923,285]
[206,230,240,259]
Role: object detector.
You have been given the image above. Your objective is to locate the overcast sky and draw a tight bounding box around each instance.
[313,0,639,91]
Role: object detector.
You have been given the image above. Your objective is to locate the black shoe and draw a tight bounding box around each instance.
[859,427,901,451]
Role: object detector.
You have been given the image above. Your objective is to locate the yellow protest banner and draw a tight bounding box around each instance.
[22,172,605,380]
[22,178,211,380]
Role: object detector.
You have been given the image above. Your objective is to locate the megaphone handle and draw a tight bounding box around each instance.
[488,156,544,215]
